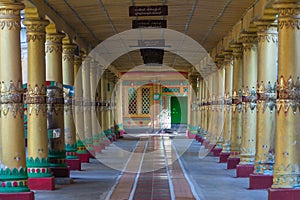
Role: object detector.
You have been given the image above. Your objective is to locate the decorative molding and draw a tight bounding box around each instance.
[0,104,23,117]
[26,34,45,42]
[243,43,257,52]
[278,19,300,30]
[0,19,20,30]
[256,81,276,113]
[45,45,62,54]
[0,80,23,103]
[257,34,278,44]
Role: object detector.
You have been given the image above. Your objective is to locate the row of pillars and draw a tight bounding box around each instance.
[189,1,300,199]
[0,1,120,198]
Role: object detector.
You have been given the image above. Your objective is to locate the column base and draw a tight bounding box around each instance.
[28,177,55,190]
[0,192,34,200]
[219,152,230,163]
[236,164,254,177]
[249,174,273,189]
[94,145,102,154]
[268,188,300,200]
[77,153,90,163]
[66,159,81,171]
[227,157,240,169]
[212,148,222,156]
[50,166,70,178]
[207,143,215,151]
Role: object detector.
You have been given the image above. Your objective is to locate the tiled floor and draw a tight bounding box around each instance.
[34,132,268,200]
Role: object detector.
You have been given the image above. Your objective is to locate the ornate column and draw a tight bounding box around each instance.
[96,74,105,149]
[203,73,213,148]
[90,60,101,154]
[195,77,203,142]
[46,23,69,177]
[200,78,208,143]
[62,36,81,170]
[220,51,233,162]
[227,43,243,169]
[0,1,33,197]
[187,75,197,139]
[236,32,258,177]
[82,56,94,156]
[250,19,277,189]
[23,8,54,190]
[74,54,90,163]
[213,57,225,156]
[115,78,125,138]
[269,2,300,198]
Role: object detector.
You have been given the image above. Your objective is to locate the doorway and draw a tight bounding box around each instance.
[170,96,187,130]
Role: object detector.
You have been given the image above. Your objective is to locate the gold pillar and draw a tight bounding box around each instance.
[239,32,258,165]
[100,76,109,144]
[229,43,243,158]
[272,1,300,188]
[188,75,198,137]
[23,8,51,178]
[0,1,29,192]
[96,74,104,147]
[116,78,124,137]
[90,60,100,152]
[216,58,225,149]
[46,23,66,167]
[74,54,87,154]
[197,77,202,129]
[254,20,277,174]
[62,36,77,159]
[82,56,94,154]
[221,51,233,154]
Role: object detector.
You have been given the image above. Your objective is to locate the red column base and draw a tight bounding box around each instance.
[268,188,300,200]
[28,176,55,190]
[219,152,230,163]
[66,159,81,171]
[249,173,273,189]
[77,153,90,163]
[0,192,34,200]
[212,148,222,156]
[207,143,215,151]
[94,145,102,154]
[227,157,240,169]
[50,166,70,177]
[236,164,254,177]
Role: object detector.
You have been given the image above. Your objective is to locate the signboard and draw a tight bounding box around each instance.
[129,5,168,16]
[138,39,165,48]
[132,20,167,29]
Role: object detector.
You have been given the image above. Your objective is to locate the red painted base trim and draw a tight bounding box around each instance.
[77,153,90,163]
[212,148,222,156]
[268,188,300,200]
[236,164,254,177]
[28,177,55,190]
[227,157,240,169]
[66,159,81,171]
[94,145,102,154]
[0,192,34,200]
[219,152,230,163]
[249,174,273,189]
[50,166,70,178]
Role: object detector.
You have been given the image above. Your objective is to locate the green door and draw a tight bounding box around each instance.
[171,96,187,125]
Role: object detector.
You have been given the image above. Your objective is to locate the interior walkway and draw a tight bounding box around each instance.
[34,132,268,200]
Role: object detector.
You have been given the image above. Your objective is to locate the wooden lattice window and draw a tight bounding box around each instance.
[141,88,150,114]
[128,88,137,114]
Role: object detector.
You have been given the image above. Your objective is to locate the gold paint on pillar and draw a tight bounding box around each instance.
[272,1,300,188]
[0,1,30,192]
[211,57,223,148]
[46,23,66,167]
[229,43,243,157]
[62,36,77,159]
[74,54,87,153]
[23,8,51,177]
[201,79,208,136]
[90,60,100,150]
[254,20,277,174]
[221,51,233,154]
[205,75,213,143]
[239,32,258,165]
[188,75,198,137]
[100,76,108,141]
[115,78,124,136]
[82,56,94,154]
[197,77,203,128]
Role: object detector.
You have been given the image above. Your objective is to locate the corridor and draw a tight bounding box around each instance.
[34,132,267,200]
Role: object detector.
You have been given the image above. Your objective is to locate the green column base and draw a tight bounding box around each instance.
[0,168,30,192]
[26,157,52,178]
